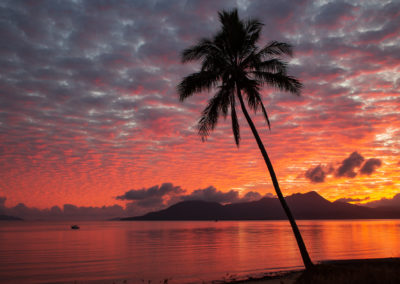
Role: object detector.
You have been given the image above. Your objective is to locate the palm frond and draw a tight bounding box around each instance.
[178,71,219,101]
[252,71,302,95]
[259,41,293,58]
[260,100,271,130]
[182,39,220,63]
[243,19,262,50]
[219,82,234,118]
[201,51,229,72]
[239,50,260,70]
[240,77,271,129]
[230,95,240,146]
[198,86,233,140]
[255,59,288,74]
[198,94,221,141]
[240,77,260,111]
[254,92,271,129]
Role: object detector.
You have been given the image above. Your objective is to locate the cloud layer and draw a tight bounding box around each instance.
[305,152,383,183]
[0,0,399,208]
[0,183,265,219]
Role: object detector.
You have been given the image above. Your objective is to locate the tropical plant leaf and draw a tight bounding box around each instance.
[230,96,240,146]
[178,71,219,101]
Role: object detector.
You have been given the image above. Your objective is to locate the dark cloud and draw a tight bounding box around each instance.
[335,152,364,178]
[363,194,400,208]
[114,183,186,217]
[116,184,266,216]
[335,196,370,203]
[305,165,333,183]
[0,198,126,220]
[306,153,383,183]
[240,191,263,203]
[0,183,266,219]
[116,183,185,200]
[313,1,356,29]
[180,187,265,204]
[181,186,239,204]
[360,158,382,175]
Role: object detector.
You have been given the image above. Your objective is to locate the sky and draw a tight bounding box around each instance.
[0,0,399,219]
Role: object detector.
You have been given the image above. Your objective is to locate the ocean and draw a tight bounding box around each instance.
[0,220,399,283]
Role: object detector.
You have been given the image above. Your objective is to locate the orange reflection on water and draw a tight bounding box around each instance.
[0,220,400,283]
[301,220,400,260]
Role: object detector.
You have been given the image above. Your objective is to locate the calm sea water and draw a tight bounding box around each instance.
[0,220,400,283]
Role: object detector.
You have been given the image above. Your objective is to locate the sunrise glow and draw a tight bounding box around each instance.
[0,0,399,219]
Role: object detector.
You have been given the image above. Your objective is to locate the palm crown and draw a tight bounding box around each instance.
[178,9,302,146]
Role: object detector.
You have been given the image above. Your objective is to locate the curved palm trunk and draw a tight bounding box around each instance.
[236,87,314,269]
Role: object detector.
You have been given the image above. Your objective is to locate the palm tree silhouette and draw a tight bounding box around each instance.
[177,9,313,269]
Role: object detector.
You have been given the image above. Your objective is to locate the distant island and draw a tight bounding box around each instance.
[0,214,23,221]
[120,191,400,221]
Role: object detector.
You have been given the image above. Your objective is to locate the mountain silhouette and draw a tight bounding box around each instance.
[121,191,400,221]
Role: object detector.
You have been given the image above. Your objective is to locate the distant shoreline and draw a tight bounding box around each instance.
[120,193,400,221]
[119,217,400,221]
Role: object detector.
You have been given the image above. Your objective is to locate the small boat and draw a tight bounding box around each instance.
[71,225,80,230]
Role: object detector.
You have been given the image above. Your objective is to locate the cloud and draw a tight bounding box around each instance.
[335,196,370,203]
[362,194,400,208]
[117,184,266,216]
[335,152,364,178]
[360,158,382,175]
[181,186,239,204]
[115,183,187,216]
[306,153,382,183]
[305,164,333,183]
[313,1,356,29]
[0,184,266,219]
[0,196,126,220]
[240,191,263,202]
[180,187,264,204]
[113,184,267,217]
[116,183,185,200]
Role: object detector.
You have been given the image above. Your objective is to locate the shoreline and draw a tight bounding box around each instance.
[230,257,400,284]
[215,270,302,284]
[91,257,400,284]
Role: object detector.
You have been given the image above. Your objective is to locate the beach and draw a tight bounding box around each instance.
[234,258,400,284]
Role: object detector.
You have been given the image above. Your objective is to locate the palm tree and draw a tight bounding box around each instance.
[177,9,313,269]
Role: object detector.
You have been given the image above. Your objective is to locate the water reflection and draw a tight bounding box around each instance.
[0,220,399,283]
